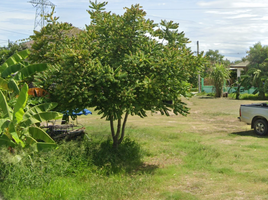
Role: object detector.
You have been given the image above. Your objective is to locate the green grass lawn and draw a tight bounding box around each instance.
[1,96,268,200]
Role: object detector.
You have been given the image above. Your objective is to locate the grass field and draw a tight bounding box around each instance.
[1,96,268,200]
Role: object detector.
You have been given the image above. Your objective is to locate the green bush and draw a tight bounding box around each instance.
[228,93,268,100]
[0,138,143,199]
[0,141,92,189]
[190,88,198,92]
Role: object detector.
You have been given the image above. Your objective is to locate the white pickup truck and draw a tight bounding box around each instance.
[239,103,268,135]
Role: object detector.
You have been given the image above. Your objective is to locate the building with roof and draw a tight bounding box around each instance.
[229,61,249,78]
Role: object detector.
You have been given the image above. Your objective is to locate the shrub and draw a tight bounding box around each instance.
[0,137,143,198]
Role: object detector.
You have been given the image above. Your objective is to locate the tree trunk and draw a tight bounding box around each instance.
[259,91,265,100]
[235,84,241,100]
[109,112,129,149]
[215,87,222,97]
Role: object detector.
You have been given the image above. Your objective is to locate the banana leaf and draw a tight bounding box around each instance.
[0,49,30,73]
[8,79,20,95]
[0,118,10,131]
[35,142,57,151]
[13,84,28,124]
[20,111,63,128]
[10,132,25,147]
[0,90,11,119]
[13,63,48,81]
[24,135,38,146]
[1,63,24,78]
[0,77,9,91]
[23,102,58,119]
[0,134,15,147]
[29,126,55,143]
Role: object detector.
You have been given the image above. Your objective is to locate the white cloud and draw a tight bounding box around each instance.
[225,14,258,19]
[0,12,34,22]
[205,9,251,15]
[2,0,268,61]
[191,0,268,60]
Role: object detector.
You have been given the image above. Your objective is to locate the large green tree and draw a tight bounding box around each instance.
[205,49,224,64]
[203,49,230,78]
[29,1,205,148]
[247,42,268,72]
[244,42,268,99]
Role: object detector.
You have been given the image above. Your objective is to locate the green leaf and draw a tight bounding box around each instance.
[14,63,48,81]
[0,134,15,147]
[0,49,30,73]
[0,77,9,90]
[24,135,37,146]
[1,63,24,78]
[20,111,63,128]
[11,132,25,147]
[0,90,11,119]
[23,102,58,120]
[8,79,20,95]
[13,83,28,123]
[0,118,10,131]
[29,126,55,143]
[35,142,57,151]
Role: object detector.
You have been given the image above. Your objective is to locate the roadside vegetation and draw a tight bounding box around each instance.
[2,1,268,200]
[1,96,268,199]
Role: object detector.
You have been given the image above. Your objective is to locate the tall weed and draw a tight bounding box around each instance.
[0,138,144,199]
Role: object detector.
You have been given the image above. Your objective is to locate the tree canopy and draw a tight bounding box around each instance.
[205,49,224,64]
[203,49,230,78]
[243,42,268,99]
[29,1,205,148]
[247,42,268,72]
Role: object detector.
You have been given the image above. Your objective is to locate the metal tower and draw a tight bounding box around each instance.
[28,0,55,30]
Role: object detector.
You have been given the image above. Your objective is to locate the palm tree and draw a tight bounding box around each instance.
[210,64,230,97]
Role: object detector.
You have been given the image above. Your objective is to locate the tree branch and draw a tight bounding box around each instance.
[115,117,121,139]
[110,116,115,138]
[119,112,129,144]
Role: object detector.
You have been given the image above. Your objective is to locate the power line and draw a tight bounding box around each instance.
[0,28,31,36]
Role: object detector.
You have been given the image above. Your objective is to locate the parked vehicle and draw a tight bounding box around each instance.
[239,103,268,135]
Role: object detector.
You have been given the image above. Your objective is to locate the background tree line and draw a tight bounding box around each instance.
[199,43,268,99]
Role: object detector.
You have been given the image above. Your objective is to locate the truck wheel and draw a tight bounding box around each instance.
[254,119,268,136]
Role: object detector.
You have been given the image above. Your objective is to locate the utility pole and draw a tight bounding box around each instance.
[197,41,201,93]
[28,0,55,30]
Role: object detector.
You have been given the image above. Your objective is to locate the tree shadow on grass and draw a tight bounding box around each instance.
[131,163,159,175]
[197,96,215,99]
[91,138,158,175]
[230,130,268,139]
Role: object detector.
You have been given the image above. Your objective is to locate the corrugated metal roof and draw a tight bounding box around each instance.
[229,61,249,68]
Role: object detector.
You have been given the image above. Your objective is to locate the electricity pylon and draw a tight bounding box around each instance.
[28,0,55,30]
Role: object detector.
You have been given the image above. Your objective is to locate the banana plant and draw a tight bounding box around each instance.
[0,49,48,95]
[0,49,30,73]
[0,83,62,151]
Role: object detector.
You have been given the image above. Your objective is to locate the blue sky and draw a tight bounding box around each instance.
[1,0,268,62]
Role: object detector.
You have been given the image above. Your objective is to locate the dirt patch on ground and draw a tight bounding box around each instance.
[218,139,234,144]
[145,156,183,169]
